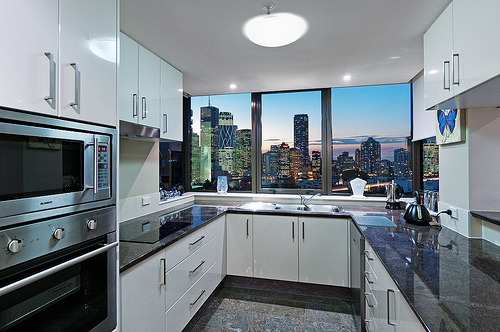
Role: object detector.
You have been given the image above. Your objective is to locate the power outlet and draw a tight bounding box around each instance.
[142,196,151,206]
[450,207,459,219]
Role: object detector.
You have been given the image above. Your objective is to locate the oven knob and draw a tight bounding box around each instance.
[53,228,65,240]
[87,219,98,230]
[7,239,22,253]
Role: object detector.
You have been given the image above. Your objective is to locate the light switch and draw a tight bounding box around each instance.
[142,196,151,206]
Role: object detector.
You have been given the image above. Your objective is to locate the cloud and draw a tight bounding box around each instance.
[263,138,282,142]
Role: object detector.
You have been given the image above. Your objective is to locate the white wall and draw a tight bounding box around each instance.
[412,75,437,141]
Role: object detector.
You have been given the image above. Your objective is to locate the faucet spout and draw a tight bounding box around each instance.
[301,193,322,210]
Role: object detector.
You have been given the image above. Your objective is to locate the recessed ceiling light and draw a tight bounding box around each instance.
[428,70,438,75]
[343,75,352,82]
[389,56,401,60]
[229,83,237,90]
[243,2,308,48]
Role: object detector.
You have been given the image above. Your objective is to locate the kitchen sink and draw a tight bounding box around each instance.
[236,202,278,211]
[235,202,343,214]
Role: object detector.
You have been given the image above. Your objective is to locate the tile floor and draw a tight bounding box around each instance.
[185,278,358,332]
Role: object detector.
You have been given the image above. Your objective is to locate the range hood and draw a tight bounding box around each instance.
[119,120,160,140]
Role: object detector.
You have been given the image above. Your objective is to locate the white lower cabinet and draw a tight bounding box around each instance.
[298,217,349,286]
[364,243,425,332]
[226,213,253,277]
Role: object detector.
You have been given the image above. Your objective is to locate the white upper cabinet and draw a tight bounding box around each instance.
[160,61,184,141]
[118,33,139,124]
[59,0,117,126]
[452,0,500,94]
[138,46,161,128]
[0,0,59,116]
[424,3,454,109]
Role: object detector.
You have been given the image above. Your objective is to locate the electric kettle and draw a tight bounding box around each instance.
[404,191,432,225]
[385,180,404,209]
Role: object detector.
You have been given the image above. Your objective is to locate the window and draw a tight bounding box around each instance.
[331,84,412,195]
[260,91,322,190]
[190,94,252,191]
[422,137,439,191]
[159,142,183,191]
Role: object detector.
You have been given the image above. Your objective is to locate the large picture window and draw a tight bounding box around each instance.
[190,93,252,191]
[422,137,439,191]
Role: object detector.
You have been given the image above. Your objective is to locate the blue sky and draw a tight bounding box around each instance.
[191,83,411,160]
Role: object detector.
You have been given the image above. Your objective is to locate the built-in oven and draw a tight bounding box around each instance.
[0,109,116,227]
[0,206,117,331]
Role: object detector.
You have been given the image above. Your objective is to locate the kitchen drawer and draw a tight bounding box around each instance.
[166,261,220,332]
[165,217,223,271]
[166,237,217,310]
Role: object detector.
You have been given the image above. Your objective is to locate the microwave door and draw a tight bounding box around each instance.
[89,134,111,201]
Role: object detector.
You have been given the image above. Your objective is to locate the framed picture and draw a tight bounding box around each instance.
[436,109,465,145]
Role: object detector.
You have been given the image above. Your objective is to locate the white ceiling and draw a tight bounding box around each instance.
[120,0,450,96]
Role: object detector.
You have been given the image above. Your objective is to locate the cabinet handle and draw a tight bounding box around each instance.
[292,222,294,239]
[70,63,80,111]
[189,260,205,276]
[364,291,377,307]
[364,271,376,283]
[189,236,205,247]
[190,289,205,307]
[452,53,460,85]
[302,222,305,240]
[44,52,56,109]
[387,289,397,325]
[246,219,249,236]
[160,258,166,285]
[443,61,451,91]
[141,97,147,119]
[132,94,138,117]
[163,114,167,133]
[364,250,374,260]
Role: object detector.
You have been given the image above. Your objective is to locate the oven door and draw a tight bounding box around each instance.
[0,121,111,219]
[0,233,117,332]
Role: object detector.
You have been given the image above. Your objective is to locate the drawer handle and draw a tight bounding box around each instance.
[190,289,205,307]
[160,258,166,285]
[364,271,376,283]
[364,250,374,260]
[189,260,205,276]
[189,236,205,247]
[387,289,397,325]
[365,292,377,307]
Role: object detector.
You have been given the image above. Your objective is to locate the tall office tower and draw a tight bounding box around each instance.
[293,114,309,170]
[218,112,236,173]
[234,129,252,176]
[277,142,290,179]
[200,104,219,180]
[423,138,439,176]
[379,159,392,176]
[394,148,411,178]
[289,148,303,179]
[355,149,361,170]
[360,137,381,175]
[311,150,321,172]
[337,151,355,172]
[191,133,201,184]
[262,145,278,179]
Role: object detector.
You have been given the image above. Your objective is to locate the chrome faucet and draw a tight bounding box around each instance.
[299,193,322,210]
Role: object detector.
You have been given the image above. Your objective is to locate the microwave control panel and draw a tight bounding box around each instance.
[97,145,109,189]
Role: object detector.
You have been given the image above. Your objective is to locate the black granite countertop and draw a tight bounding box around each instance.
[348,206,500,332]
[470,210,500,226]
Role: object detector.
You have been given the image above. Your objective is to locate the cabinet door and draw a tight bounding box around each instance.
[226,214,253,277]
[298,217,349,286]
[424,3,454,109]
[253,215,298,282]
[160,61,183,141]
[0,0,58,116]
[119,33,139,124]
[59,0,117,127]
[138,46,161,128]
[452,0,500,94]
[120,249,167,332]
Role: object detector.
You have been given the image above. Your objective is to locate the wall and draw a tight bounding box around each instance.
[412,75,437,141]
[119,138,160,222]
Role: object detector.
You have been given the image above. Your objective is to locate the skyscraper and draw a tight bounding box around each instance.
[355,149,361,170]
[294,114,309,171]
[360,137,381,175]
[234,129,252,176]
[394,148,411,178]
[289,148,302,179]
[200,104,219,180]
[262,145,278,178]
[337,151,355,172]
[277,142,290,179]
[311,150,321,179]
[423,139,439,176]
[218,112,236,173]
[191,133,201,184]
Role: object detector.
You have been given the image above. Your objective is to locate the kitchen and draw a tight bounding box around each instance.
[1,0,499,331]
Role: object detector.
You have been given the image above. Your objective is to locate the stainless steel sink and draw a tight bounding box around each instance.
[236,202,343,214]
[236,202,278,211]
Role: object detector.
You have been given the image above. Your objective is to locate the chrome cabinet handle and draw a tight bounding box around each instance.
[160,258,166,285]
[163,114,167,133]
[364,271,376,283]
[453,54,460,85]
[44,52,56,109]
[189,261,205,276]
[132,94,138,117]
[443,61,451,91]
[364,250,374,260]
[141,97,147,119]
[292,222,294,239]
[246,219,249,236]
[0,241,118,297]
[190,289,205,306]
[387,289,397,325]
[364,291,377,307]
[189,236,205,247]
[70,63,80,111]
[302,222,305,240]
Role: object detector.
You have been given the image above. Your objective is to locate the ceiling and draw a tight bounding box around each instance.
[120,0,450,96]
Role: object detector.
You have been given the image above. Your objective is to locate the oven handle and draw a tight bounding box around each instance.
[0,241,118,297]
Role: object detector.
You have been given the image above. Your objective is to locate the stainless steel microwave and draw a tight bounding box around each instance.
[0,109,116,227]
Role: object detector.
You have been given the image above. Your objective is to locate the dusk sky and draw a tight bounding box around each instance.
[191,83,411,161]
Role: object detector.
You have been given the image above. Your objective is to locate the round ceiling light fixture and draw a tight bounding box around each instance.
[243,2,308,48]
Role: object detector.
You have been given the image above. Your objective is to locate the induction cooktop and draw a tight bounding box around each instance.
[120,221,192,244]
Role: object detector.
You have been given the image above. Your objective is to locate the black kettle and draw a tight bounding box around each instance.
[404,191,432,225]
